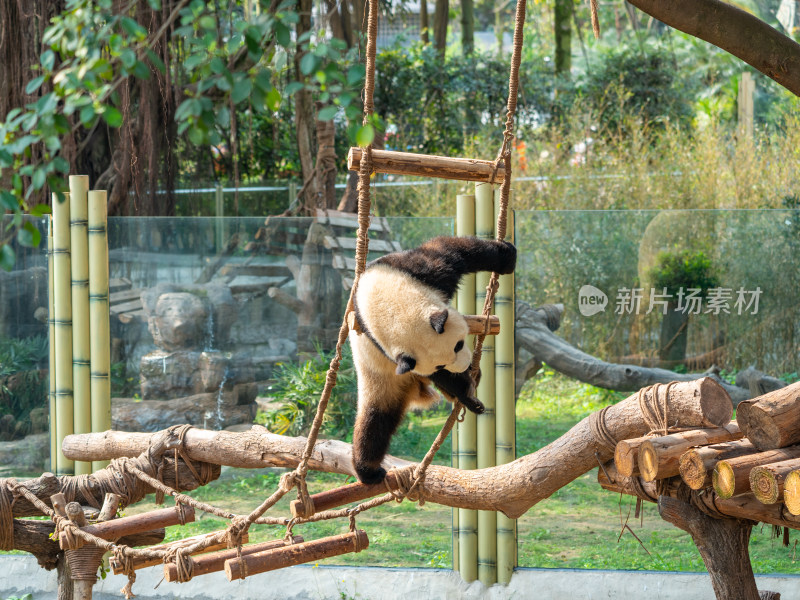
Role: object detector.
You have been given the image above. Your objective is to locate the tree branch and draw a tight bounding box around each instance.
[628,0,800,97]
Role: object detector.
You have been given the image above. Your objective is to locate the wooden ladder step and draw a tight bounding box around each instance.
[348,147,505,183]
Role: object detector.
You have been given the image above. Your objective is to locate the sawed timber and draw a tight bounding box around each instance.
[679,439,756,490]
[713,445,800,499]
[737,381,800,450]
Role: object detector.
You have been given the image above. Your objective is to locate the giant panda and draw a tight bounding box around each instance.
[349,236,517,483]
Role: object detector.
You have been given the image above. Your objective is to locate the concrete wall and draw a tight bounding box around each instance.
[2,556,800,600]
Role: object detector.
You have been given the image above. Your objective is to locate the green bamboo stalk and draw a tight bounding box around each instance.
[88,190,111,472]
[53,191,74,476]
[475,182,496,585]
[494,192,516,584]
[47,218,57,473]
[69,175,91,476]
[455,193,477,581]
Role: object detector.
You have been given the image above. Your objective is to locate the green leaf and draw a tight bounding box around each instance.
[25,76,45,95]
[29,203,51,217]
[101,106,123,127]
[52,157,70,173]
[198,15,216,30]
[80,105,97,126]
[18,222,41,248]
[356,124,374,147]
[275,22,290,47]
[266,87,281,111]
[347,64,365,86]
[41,50,55,72]
[299,53,319,76]
[183,54,204,70]
[187,126,205,145]
[0,244,15,272]
[32,168,45,191]
[284,82,303,96]
[145,49,166,73]
[121,49,137,69]
[317,105,337,121]
[0,149,12,167]
[147,0,161,9]
[0,191,17,211]
[210,57,226,74]
[231,78,252,104]
[132,61,151,79]
[120,17,147,39]
[5,135,38,155]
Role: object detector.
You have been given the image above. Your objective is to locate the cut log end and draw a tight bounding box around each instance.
[639,442,659,482]
[698,377,734,427]
[679,449,709,490]
[712,462,736,499]
[750,466,780,505]
[614,440,639,478]
[784,471,800,515]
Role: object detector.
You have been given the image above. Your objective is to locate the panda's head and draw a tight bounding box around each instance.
[394,307,471,376]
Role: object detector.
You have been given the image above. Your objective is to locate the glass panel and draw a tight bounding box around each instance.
[0,217,50,477]
[514,209,800,572]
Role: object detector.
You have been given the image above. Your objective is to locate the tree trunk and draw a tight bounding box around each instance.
[315,103,338,209]
[461,0,474,54]
[420,0,430,43]
[294,0,318,213]
[554,0,572,75]
[434,0,449,56]
[659,304,689,364]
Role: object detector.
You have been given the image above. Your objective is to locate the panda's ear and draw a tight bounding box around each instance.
[396,354,416,375]
[429,309,448,334]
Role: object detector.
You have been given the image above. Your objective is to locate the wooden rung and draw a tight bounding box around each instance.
[348,313,499,337]
[224,530,369,580]
[110,531,249,574]
[163,535,303,582]
[323,236,401,254]
[290,473,401,518]
[55,503,195,550]
[348,147,505,184]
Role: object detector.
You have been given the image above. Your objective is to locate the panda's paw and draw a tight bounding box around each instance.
[497,240,517,274]
[356,465,387,485]
[461,396,485,415]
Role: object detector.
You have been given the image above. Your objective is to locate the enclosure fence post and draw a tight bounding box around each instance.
[215,181,224,250]
[88,190,111,472]
[475,181,497,585]
[494,191,517,584]
[69,176,92,476]
[455,193,478,582]
[53,191,74,475]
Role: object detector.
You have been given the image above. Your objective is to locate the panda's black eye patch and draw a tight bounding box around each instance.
[454,340,464,353]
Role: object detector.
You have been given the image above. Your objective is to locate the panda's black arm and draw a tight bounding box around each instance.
[352,403,406,484]
[374,236,516,301]
[429,369,485,415]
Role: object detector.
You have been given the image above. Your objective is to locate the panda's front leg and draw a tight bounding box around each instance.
[352,403,406,484]
[429,368,484,414]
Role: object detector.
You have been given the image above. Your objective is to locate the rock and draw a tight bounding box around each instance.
[0,433,49,474]
[112,394,256,432]
[139,350,232,400]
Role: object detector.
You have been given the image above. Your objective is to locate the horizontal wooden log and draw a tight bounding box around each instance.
[163,535,303,582]
[64,378,732,519]
[224,530,369,580]
[614,437,647,478]
[598,462,800,532]
[749,458,800,505]
[58,504,195,550]
[638,423,742,482]
[737,381,800,450]
[678,439,756,490]
[1,473,61,518]
[348,147,505,183]
[110,531,249,574]
[713,445,800,499]
[290,473,401,518]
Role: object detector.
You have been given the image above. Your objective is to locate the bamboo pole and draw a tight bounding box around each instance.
[88,190,111,472]
[750,458,800,505]
[347,148,506,183]
[163,535,302,582]
[713,445,800,499]
[494,192,515,585]
[47,218,57,473]
[678,439,756,490]
[224,530,369,580]
[638,423,742,482]
[475,182,496,586]
[455,192,477,582]
[53,191,74,475]
[69,175,91,476]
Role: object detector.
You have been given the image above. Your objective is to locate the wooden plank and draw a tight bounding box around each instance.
[109,278,132,293]
[109,289,142,304]
[323,236,399,254]
[110,299,144,316]
[332,255,358,272]
[219,264,292,278]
